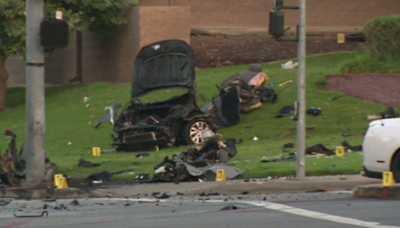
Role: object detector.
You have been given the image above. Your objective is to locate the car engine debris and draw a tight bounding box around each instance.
[131,130,243,183]
[0,129,55,187]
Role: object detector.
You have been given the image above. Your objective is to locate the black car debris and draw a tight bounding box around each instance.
[0,129,55,187]
[135,130,243,183]
[94,40,277,152]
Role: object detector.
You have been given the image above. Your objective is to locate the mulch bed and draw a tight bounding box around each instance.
[191,34,365,68]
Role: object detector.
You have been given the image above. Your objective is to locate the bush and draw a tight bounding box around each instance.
[340,15,400,74]
[340,53,400,74]
[363,15,400,60]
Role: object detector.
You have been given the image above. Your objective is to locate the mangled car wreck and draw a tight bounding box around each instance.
[95,39,277,152]
[95,40,217,151]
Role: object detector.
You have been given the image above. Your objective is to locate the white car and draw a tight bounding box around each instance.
[362,118,400,183]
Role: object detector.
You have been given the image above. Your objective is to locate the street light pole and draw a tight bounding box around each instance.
[25,0,46,185]
[296,0,306,180]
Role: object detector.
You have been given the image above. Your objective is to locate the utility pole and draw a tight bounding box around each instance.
[296,0,306,180]
[25,0,46,186]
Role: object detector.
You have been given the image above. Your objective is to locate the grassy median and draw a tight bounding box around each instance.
[0,51,383,181]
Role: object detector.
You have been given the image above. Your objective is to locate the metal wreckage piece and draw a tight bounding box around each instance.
[0,129,55,187]
[134,130,244,183]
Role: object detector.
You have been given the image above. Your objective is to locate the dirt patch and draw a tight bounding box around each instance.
[326,74,400,108]
[191,34,364,68]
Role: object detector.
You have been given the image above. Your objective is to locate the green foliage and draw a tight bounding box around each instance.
[340,53,400,74]
[0,1,25,57]
[340,15,400,74]
[0,0,139,57]
[363,14,400,60]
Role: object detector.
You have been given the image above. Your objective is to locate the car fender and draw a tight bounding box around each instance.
[363,123,400,172]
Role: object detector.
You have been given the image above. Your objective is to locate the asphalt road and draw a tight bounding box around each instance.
[0,192,399,228]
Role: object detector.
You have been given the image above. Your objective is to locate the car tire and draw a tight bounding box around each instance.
[391,152,400,183]
[180,119,211,145]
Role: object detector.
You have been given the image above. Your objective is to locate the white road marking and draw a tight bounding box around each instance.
[240,200,400,228]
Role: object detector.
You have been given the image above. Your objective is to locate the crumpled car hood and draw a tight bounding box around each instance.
[131,40,196,98]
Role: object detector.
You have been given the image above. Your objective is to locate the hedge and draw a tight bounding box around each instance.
[363,14,400,60]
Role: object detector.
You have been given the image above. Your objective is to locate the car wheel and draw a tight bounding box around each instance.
[391,152,400,183]
[180,119,211,145]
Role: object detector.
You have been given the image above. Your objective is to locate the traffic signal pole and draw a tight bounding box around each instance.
[25,0,46,185]
[296,0,306,180]
[269,0,306,180]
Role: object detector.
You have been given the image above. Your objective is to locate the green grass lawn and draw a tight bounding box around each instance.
[0,51,386,181]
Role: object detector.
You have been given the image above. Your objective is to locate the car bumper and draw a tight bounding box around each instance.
[363,165,383,179]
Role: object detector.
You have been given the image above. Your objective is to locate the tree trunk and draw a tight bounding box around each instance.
[0,55,8,111]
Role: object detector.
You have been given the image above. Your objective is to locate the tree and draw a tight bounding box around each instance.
[0,0,139,111]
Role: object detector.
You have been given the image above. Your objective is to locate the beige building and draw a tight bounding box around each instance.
[6,0,400,86]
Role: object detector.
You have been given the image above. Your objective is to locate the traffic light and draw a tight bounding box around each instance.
[269,0,299,41]
[40,18,69,49]
[269,10,285,38]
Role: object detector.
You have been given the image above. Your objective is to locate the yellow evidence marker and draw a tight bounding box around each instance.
[335,146,345,157]
[337,33,345,44]
[92,147,101,156]
[54,174,69,189]
[216,169,226,182]
[383,172,394,187]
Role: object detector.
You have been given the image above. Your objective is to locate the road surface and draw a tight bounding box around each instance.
[0,192,399,228]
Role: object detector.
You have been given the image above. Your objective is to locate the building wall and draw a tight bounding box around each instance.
[139,0,400,31]
[6,1,400,86]
[6,6,191,86]
[6,34,76,87]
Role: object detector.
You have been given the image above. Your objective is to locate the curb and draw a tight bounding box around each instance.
[0,177,380,199]
[0,187,105,199]
[352,184,400,199]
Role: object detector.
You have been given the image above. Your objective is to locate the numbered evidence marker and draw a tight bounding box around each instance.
[335,146,345,157]
[383,172,394,187]
[337,33,345,44]
[54,174,69,189]
[216,169,226,182]
[92,147,101,156]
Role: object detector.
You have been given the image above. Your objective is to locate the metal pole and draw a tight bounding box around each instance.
[296,0,306,180]
[25,0,46,186]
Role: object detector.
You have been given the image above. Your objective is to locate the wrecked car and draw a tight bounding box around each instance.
[94,40,217,152]
[202,63,277,128]
[94,40,277,152]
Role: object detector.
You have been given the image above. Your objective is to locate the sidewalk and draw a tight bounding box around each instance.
[0,175,380,199]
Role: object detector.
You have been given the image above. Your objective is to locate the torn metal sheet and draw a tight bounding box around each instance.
[148,134,242,183]
[183,162,243,181]
[0,129,55,187]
